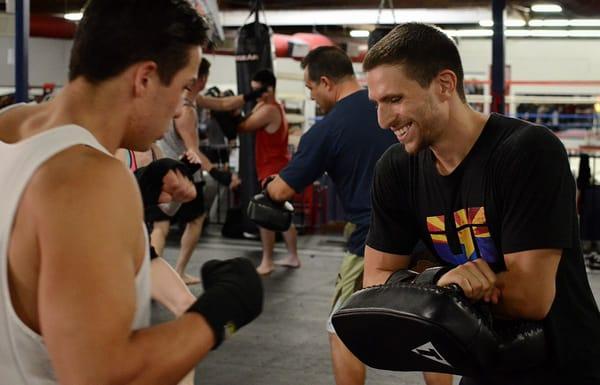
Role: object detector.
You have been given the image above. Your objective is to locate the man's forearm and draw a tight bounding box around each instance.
[266,176,297,201]
[363,246,411,287]
[179,133,199,156]
[57,314,214,385]
[124,314,214,385]
[197,94,245,111]
[491,270,555,320]
[489,249,559,320]
[363,266,395,288]
[175,106,200,153]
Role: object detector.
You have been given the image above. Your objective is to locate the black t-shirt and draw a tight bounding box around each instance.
[366,113,600,383]
[279,89,396,255]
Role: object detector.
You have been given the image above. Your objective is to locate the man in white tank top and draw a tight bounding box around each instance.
[0,1,262,384]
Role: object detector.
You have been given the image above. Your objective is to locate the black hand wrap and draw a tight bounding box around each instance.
[178,154,202,176]
[247,179,294,232]
[332,266,547,376]
[133,158,190,207]
[205,86,221,98]
[243,86,268,102]
[208,168,232,186]
[187,258,263,349]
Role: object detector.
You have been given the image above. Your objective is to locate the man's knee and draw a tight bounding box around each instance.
[152,221,170,237]
[329,332,366,385]
[187,213,206,228]
[423,372,453,385]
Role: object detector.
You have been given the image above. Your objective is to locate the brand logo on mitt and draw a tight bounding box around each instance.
[411,342,453,367]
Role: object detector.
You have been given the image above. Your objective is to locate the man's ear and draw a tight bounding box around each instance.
[320,76,334,91]
[132,61,159,97]
[437,69,457,101]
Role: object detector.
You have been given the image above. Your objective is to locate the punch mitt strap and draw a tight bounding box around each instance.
[385,269,419,284]
[413,266,452,285]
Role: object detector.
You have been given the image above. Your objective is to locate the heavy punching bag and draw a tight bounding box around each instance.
[235,0,273,235]
[368,0,396,49]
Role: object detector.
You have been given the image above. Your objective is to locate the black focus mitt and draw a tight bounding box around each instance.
[331,267,546,376]
[247,191,294,232]
[243,86,268,102]
[134,158,191,207]
[205,86,221,98]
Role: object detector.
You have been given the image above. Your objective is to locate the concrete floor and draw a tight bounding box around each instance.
[153,225,600,385]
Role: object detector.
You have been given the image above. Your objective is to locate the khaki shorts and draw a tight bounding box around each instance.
[326,252,364,334]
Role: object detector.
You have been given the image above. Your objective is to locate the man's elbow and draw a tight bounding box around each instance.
[524,296,554,320]
[507,287,556,320]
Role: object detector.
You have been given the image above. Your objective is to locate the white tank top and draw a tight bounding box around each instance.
[0,104,151,384]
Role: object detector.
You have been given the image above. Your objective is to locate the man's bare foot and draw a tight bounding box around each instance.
[256,264,274,275]
[274,257,301,268]
[180,273,201,285]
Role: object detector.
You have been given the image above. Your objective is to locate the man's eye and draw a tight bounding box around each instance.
[390,96,402,103]
[184,86,192,92]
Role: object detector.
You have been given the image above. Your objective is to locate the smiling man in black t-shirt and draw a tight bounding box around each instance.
[362,23,600,385]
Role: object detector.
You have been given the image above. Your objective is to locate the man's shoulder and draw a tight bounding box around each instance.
[257,102,280,114]
[492,114,565,156]
[319,92,376,130]
[376,143,410,173]
[255,102,281,124]
[33,146,135,201]
[330,89,371,115]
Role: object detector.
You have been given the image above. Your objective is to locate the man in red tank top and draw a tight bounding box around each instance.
[237,70,300,275]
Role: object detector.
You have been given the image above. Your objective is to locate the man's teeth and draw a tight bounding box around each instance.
[398,122,411,136]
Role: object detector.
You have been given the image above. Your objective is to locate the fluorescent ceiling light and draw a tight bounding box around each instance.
[505,29,531,37]
[568,19,600,27]
[528,19,600,27]
[567,30,600,37]
[350,30,370,38]
[479,19,526,27]
[505,29,600,38]
[444,28,600,38]
[528,19,569,27]
[527,29,569,37]
[531,4,563,13]
[64,12,83,21]
[444,29,493,37]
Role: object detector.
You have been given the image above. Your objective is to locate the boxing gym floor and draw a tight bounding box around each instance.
[154,227,600,385]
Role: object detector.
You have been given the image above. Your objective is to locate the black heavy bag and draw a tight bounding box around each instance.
[235,16,273,235]
[368,26,393,49]
[331,267,547,377]
[221,208,246,239]
[212,110,241,141]
[368,0,395,49]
